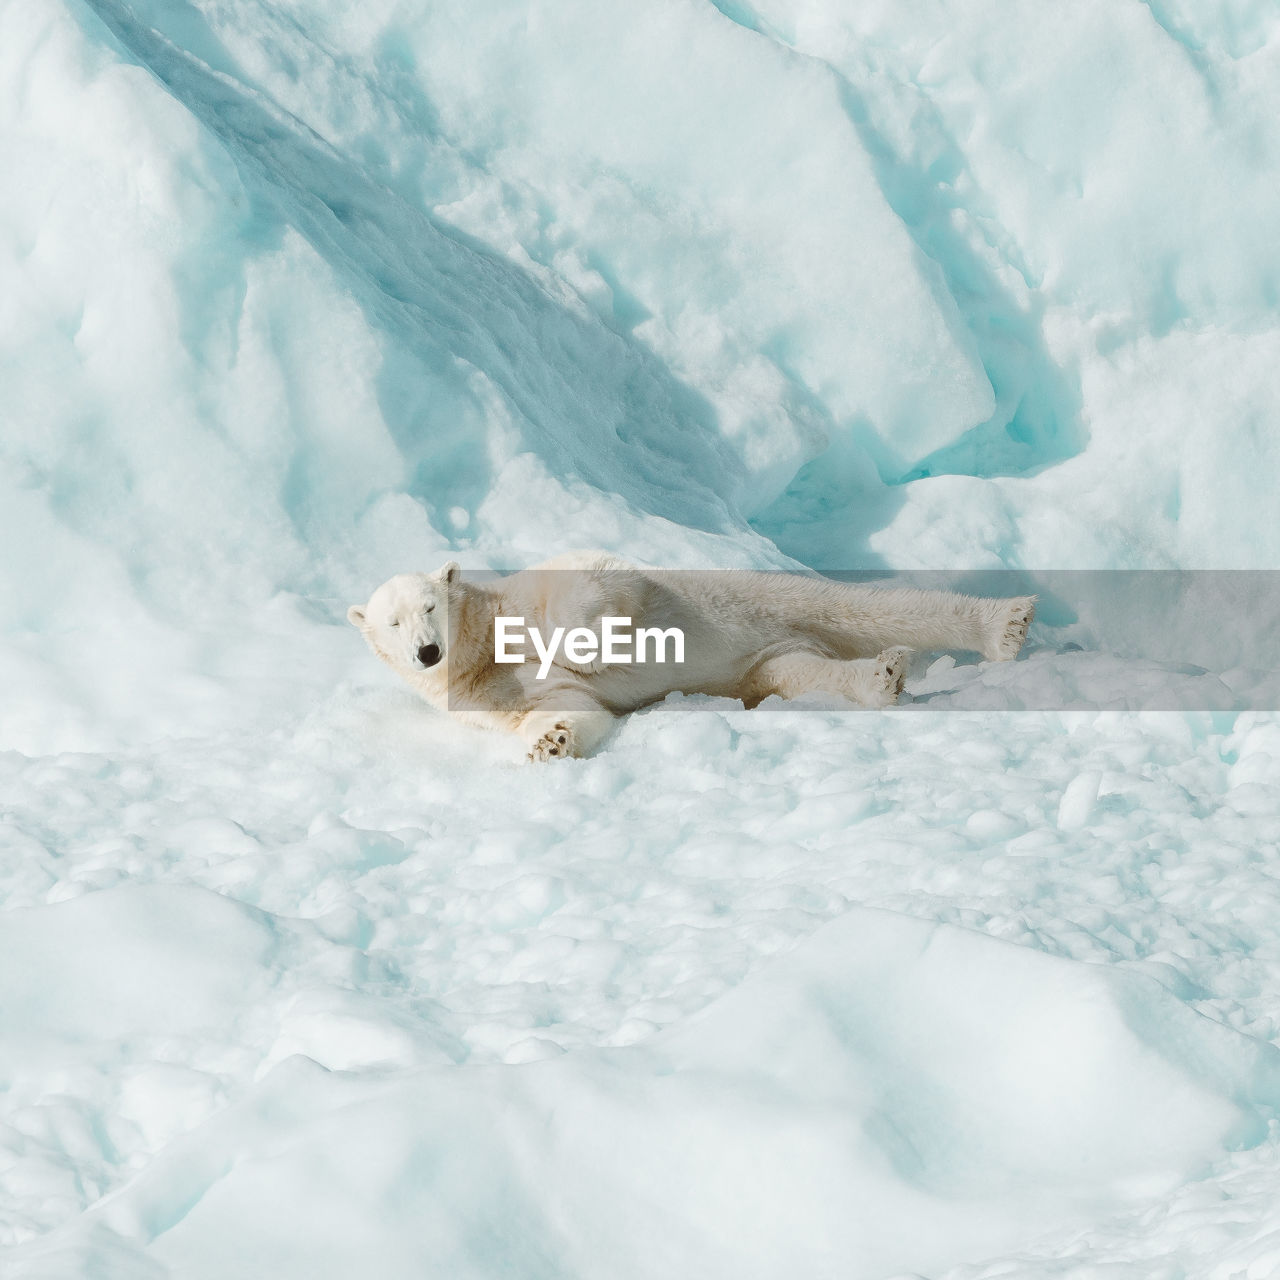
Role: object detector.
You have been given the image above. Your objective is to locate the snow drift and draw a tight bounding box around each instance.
[6,899,1278,1280]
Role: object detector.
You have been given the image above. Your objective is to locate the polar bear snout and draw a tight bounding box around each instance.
[417,643,442,669]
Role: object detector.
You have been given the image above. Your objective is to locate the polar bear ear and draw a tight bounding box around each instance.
[436,561,460,585]
[347,605,367,628]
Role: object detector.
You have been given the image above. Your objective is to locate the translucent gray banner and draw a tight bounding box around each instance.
[437,568,1280,713]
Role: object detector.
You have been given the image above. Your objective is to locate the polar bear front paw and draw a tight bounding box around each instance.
[989,597,1036,662]
[869,646,909,707]
[527,722,576,762]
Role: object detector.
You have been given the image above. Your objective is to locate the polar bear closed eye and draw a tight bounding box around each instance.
[347,564,458,673]
[347,554,1033,761]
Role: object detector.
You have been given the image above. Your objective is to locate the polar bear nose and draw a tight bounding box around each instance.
[417,643,441,668]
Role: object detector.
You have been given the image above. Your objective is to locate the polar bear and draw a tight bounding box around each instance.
[347,552,1034,761]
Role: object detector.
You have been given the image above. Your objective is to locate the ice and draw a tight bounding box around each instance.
[4,694,1280,1273]
[1056,771,1102,831]
[0,886,275,1052]
[7,907,1278,1280]
[4,0,1280,1276]
[4,0,1279,749]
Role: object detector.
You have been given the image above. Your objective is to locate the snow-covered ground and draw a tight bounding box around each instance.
[3,1,1280,1276]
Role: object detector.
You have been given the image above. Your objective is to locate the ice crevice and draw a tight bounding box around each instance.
[76,0,750,541]
[704,0,1085,488]
[69,0,1015,568]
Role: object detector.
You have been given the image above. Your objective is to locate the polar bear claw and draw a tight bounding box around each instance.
[528,723,575,762]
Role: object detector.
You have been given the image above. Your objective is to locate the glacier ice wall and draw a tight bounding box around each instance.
[1,0,1279,747]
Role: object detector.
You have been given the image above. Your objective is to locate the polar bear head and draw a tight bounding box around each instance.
[347,562,459,677]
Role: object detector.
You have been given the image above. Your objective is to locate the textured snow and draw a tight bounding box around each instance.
[6,703,1280,1277]
[9,903,1280,1280]
[3,0,1280,1276]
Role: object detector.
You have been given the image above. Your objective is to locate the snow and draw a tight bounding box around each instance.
[6,700,1280,1276]
[2,0,1280,1276]
[11,904,1280,1280]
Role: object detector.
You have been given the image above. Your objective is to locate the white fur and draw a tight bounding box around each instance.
[348,552,1034,761]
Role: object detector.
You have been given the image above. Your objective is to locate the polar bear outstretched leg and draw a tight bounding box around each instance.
[799,585,1036,663]
[868,646,911,702]
[988,597,1035,662]
[521,693,616,761]
[744,647,908,709]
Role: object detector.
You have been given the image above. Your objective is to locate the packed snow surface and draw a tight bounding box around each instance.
[3,0,1280,1276]
[6,706,1280,1278]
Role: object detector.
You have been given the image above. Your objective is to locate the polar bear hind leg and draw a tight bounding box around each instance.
[744,647,908,709]
[989,597,1035,662]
